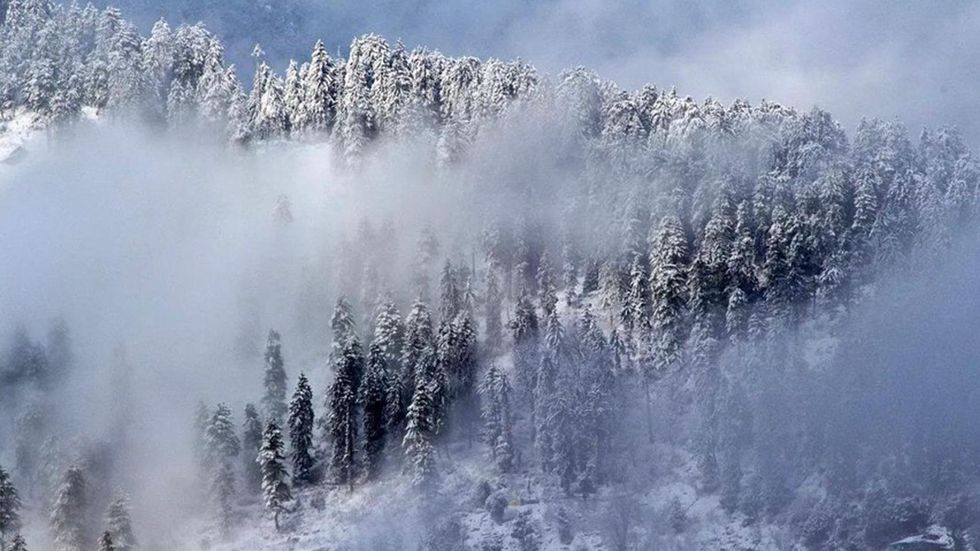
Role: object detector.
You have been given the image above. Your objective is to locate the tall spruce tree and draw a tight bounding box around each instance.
[402,346,439,485]
[262,330,288,426]
[362,342,389,479]
[483,266,504,354]
[478,364,514,472]
[104,495,136,551]
[331,297,356,345]
[206,403,239,533]
[372,299,404,430]
[287,373,315,486]
[50,466,87,551]
[401,299,434,427]
[241,403,264,495]
[0,466,21,551]
[258,422,291,531]
[97,532,114,551]
[328,335,363,490]
[301,40,337,134]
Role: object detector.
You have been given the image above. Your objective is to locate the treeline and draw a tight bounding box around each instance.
[0,0,539,164]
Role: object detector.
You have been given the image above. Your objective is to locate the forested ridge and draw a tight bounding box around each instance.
[3,0,980,550]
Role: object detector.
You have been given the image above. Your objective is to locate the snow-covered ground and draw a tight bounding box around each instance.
[0,109,41,172]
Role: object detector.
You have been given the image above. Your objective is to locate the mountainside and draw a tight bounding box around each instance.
[2,1,980,551]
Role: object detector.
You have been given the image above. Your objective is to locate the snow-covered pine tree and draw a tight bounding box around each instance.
[206,403,239,533]
[441,311,478,402]
[438,260,461,324]
[412,226,441,302]
[330,297,356,346]
[598,260,624,326]
[0,466,21,551]
[287,373,315,486]
[373,299,405,430]
[544,323,579,494]
[97,532,114,551]
[483,266,503,354]
[8,534,27,551]
[258,421,291,531]
[401,299,434,426]
[328,335,363,490]
[511,291,540,435]
[206,403,241,463]
[535,310,564,473]
[649,214,689,378]
[725,201,757,338]
[478,364,514,472]
[562,243,579,306]
[241,403,264,495]
[536,253,558,317]
[301,40,338,135]
[282,60,303,132]
[402,346,439,485]
[262,329,288,426]
[50,466,87,551]
[511,510,541,551]
[103,495,135,551]
[362,342,389,479]
[249,62,288,139]
[621,254,651,338]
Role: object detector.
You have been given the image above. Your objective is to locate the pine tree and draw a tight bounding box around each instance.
[401,299,434,428]
[328,336,363,490]
[478,364,514,472]
[50,466,87,551]
[483,266,504,354]
[301,40,337,134]
[511,291,540,436]
[206,404,239,533]
[441,312,479,403]
[262,329,288,426]
[511,510,541,551]
[362,342,389,479]
[8,534,26,551]
[0,466,21,551]
[373,299,405,429]
[104,495,136,551]
[536,253,558,316]
[282,60,303,131]
[622,254,651,337]
[438,260,461,323]
[206,404,241,463]
[287,373,315,486]
[241,404,264,495]
[535,311,564,472]
[543,321,579,494]
[413,227,440,301]
[402,346,439,486]
[258,422,291,531]
[97,532,114,551]
[249,62,288,139]
[649,215,689,378]
[330,297,356,345]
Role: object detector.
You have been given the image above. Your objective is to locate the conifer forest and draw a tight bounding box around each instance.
[2,1,980,549]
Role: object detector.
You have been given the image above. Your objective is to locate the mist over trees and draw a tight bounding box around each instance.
[2,0,980,550]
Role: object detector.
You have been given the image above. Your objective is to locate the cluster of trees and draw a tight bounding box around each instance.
[5,0,980,548]
[0,0,539,165]
[0,462,135,551]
